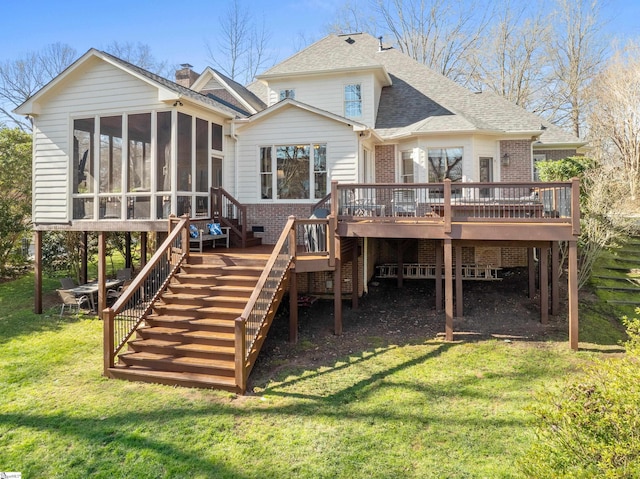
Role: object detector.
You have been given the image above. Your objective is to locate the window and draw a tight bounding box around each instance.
[533,154,546,181]
[99,116,122,194]
[400,151,414,183]
[427,148,463,182]
[259,143,327,200]
[279,89,295,100]
[211,123,223,151]
[344,84,362,118]
[127,113,151,193]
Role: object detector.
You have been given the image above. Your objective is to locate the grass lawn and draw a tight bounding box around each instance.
[0,263,626,478]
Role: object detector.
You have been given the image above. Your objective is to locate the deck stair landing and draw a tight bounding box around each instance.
[108,252,268,391]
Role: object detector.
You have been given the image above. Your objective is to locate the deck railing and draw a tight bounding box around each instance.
[311,192,331,215]
[234,216,296,392]
[211,187,247,248]
[103,215,190,374]
[334,179,579,229]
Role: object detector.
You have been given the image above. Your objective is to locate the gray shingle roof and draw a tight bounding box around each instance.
[260,33,582,146]
[208,68,266,112]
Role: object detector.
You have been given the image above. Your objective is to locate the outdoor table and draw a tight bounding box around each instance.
[69,279,123,312]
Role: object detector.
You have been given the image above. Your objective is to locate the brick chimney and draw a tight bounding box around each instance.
[175,63,199,88]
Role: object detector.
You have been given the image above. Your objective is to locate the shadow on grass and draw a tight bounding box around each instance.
[0,274,100,346]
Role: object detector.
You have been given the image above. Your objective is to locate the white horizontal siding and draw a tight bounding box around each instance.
[236,106,358,202]
[31,58,173,223]
[267,72,377,128]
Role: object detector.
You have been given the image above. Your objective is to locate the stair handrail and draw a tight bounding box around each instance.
[235,215,296,392]
[211,186,248,248]
[103,215,190,375]
[310,192,331,215]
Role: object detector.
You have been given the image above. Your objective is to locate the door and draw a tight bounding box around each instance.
[479,157,493,198]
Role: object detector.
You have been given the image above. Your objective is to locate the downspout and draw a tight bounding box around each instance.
[363,237,368,294]
[230,120,239,196]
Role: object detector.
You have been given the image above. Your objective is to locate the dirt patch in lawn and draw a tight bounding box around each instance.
[248,267,568,390]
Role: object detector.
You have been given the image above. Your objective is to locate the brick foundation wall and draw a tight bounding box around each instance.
[501,247,528,267]
[500,140,533,181]
[245,203,314,244]
[375,144,395,183]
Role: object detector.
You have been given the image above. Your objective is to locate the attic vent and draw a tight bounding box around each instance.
[541,124,547,130]
[345,37,355,44]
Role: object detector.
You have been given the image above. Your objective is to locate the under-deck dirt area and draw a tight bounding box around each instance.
[249,267,569,391]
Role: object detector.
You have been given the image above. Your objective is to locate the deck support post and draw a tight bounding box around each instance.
[540,244,549,324]
[444,239,454,341]
[334,235,342,335]
[352,239,358,310]
[125,231,132,269]
[568,240,579,350]
[455,243,463,318]
[98,231,107,320]
[289,268,298,344]
[34,230,43,314]
[140,232,148,268]
[551,241,560,316]
[435,240,443,311]
[397,239,404,288]
[528,247,536,299]
[81,231,88,285]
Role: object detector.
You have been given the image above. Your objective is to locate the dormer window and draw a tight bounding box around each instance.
[279,89,295,100]
[344,84,362,118]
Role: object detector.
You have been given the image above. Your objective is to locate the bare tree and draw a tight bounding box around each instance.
[468,1,549,109]
[0,43,77,129]
[102,41,171,77]
[371,0,490,83]
[543,0,608,137]
[328,0,379,36]
[206,0,273,83]
[589,43,640,200]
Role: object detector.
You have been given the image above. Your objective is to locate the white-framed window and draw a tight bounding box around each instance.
[427,147,463,182]
[400,150,414,183]
[279,89,295,100]
[259,143,327,200]
[344,84,362,118]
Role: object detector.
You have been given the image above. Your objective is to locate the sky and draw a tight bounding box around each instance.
[1,0,640,77]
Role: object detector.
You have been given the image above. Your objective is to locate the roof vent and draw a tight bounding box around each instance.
[378,36,384,52]
[541,124,547,130]
[345,37,355,45]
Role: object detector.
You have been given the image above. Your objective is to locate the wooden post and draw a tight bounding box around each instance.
[444,179,452,234]
[455,243,463,318]
[98,232,107,320]
[397,239,404,288]
[234,318,247,394]
[125,231,132,269]
[551,241,560,316]
[444,239,454,341]
[528,247,536,299]
[540,244,549,324]
[81,231,88,284]
[34,230,43,314]
[140,232,148,268]
[289,267,298,344]
[571,177,581,236]
[328,215,336,268]
[568,240,579,350]
[330,180,338,217]
[181,216,190,263]
[352,239,359,310]
[435,240,443,311]
[103,309,115,374]
[334,235,343,335]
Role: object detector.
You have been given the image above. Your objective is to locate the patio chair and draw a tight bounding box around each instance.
[392,189,418,216]
[58,289,90,318]
[107,279,133,304]
[116,268,132,281]
[60,277,76,289]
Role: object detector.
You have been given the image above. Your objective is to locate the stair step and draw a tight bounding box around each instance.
[245,237,262,247]
[138,326,235,346]
[108,366,238,392]
[128,338,235,360]
[209,285,255,296]
[145,315,235,332]
[201,295,248,307]
[119,351,235,375]
[152,303,243,320]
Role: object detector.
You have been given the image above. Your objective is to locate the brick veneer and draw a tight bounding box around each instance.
[500,140,533,181]
[245,203,315,244]
[375,144,396,183]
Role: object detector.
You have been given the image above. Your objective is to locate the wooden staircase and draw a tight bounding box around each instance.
[224,218,262,248]
[108,253,268,392]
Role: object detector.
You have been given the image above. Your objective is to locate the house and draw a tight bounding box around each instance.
[16,33,583,393]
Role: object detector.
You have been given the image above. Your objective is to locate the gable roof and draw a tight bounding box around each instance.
[234,98,377,138]
[15,49,248,119]
[191,67,266,114]
[258,33,583,147]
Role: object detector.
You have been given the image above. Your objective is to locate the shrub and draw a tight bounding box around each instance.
[521,313,640,478]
